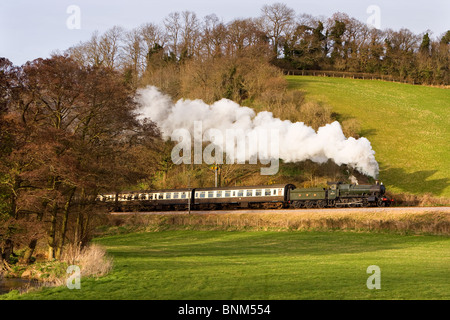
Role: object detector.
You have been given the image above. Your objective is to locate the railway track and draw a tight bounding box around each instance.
[110,206,450,215]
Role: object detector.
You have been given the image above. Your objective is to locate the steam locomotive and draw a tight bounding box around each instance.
[97,181,393,212]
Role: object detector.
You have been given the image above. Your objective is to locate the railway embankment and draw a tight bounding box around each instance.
[104,207,450,236]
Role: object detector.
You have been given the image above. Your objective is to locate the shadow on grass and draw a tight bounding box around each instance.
[359,128,377,138]
[381,167,449,196]
[286,77,324,90]
[100,230,447,262]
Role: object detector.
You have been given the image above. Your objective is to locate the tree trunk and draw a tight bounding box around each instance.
[81,212,90,247]
[21,239,37,264]
[75,188,86,246]
[55,188,76,260]
[10,175,21,219]
[74,211,81,246]
[47,205,58,261]
[3,239,13,263]
[0,247,3,271]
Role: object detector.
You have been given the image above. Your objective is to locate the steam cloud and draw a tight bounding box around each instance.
[135,86,379,178]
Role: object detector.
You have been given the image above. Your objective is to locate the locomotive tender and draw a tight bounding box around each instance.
[97,181,392,212]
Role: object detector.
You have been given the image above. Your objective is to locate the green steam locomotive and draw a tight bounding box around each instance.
[289,181,392,208]
[97,181,393,212]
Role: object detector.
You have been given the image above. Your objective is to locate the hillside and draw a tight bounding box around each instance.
[286,76,450,198]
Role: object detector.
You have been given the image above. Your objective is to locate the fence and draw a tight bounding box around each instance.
[284,69,419,85]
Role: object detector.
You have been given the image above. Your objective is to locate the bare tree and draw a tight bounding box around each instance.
[260,2,295,56]
[121,28,145,86]
[66,32,103,67]
[164,12,182,59]
[99,26,124,69]
[180,11,201,59]
[66,27,124,69]
[140,23,166,71]
[201,14,227,59]
[226,18,266,56]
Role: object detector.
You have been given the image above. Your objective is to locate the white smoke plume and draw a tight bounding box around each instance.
[135,86,379,178]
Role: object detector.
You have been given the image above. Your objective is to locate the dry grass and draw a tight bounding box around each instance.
[388,192,450,207]
[61,244,113,278]
[8,244,113,295]
[105,210,450,236]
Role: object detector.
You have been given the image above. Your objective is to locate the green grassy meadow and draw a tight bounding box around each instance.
[3,230,449,300]
[286,76,450,198]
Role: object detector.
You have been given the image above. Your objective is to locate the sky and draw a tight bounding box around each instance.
[1,0,449,66]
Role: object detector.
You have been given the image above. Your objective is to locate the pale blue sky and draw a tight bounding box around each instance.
[1,0,449,66]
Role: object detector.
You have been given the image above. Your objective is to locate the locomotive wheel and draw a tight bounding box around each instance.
[316,200,326,208]
[362,198,369,207]
[305,201,314,209]
[292,201,301,209]
[376,198,385,207]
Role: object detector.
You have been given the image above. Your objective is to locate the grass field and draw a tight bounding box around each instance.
[3,230,449,300]
[286,76,450,198]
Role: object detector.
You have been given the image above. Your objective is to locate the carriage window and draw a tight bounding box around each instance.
[166,193,171,199]
[246,190,253,197]
[140,194,146,200]
[208,191,214,198]
[158,194,163,199]
[272,189,277,195]
[200,191,206,198]
[225,191,231,197]
[255,189,262,196]
[265,189,271,196]
[216,191,222,197]
[173,192,179,199]
[237,190,244,197]
[181,192,186,199]
[148,194,153,200]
